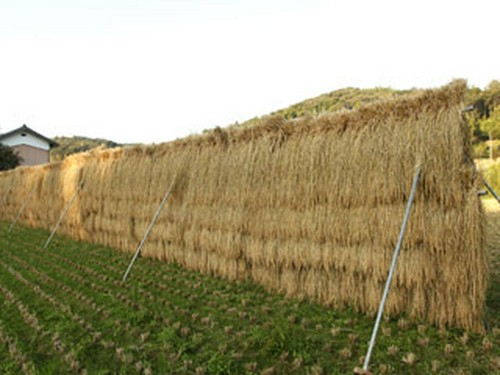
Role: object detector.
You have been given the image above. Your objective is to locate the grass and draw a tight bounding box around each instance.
[0,218,498,374]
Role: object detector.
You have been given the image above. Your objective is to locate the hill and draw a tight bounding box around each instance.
[233,81,500,159]
[237,86,413,128]
[50,136,121,161]
[49,80,500,160]
[267,86,412,118]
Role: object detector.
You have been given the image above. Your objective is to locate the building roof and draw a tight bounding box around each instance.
[0,124,59,148]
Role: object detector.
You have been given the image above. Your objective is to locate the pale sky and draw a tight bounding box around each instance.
[0,0,498,144]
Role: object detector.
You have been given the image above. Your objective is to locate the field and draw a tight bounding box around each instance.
[0,82,489,332]
[0,206,498,375]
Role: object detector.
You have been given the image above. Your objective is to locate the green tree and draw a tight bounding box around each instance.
[464,86,487,143]
[464,81,500,148]
[479,105,500,159]
[0,144,22,170]
[483,80,500,111]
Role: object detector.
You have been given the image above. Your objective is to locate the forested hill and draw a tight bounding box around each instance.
[50,136,121,161]
[50,80,500,160]
[238,87,412,128]
[235,80,500,158]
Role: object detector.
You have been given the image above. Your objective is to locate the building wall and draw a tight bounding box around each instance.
[12,144,50,166]
[1,132,50,151]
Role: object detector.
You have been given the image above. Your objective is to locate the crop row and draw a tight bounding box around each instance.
[0,222,498,374]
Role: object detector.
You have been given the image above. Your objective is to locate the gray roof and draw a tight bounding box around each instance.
[0,124,59,148]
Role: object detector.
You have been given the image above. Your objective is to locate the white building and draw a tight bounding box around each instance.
[0,125,58,166]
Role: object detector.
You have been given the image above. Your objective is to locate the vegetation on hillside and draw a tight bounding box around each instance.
[236,87,411,129]
[50,136,121,161]
[0,222,498,374]
[47,80,500,161]
[232,80,500,159]
[270,87,414,118]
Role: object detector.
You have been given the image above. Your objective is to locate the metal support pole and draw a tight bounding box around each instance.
[122,180,175,283]
[8,187,37,233]
[483,179,500,205]
[362,168,421,372]
[43,181,84,250]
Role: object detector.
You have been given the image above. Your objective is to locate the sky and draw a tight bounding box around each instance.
[0,0,498,144]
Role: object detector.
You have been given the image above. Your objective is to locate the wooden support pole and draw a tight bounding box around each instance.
[361,168,421,373]
[122,180,175,283]
[43,181,84,250]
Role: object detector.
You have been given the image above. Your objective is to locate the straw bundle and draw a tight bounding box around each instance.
[0,81,487,330]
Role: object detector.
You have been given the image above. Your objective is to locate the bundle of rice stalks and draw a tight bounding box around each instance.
[0,80,487,330]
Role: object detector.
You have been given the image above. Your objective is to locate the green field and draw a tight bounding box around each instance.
[0,218,498,374]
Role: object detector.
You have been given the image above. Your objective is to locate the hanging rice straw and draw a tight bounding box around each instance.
[8,186,37,233]
[122,179,176,283]
[44,180,84,249]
